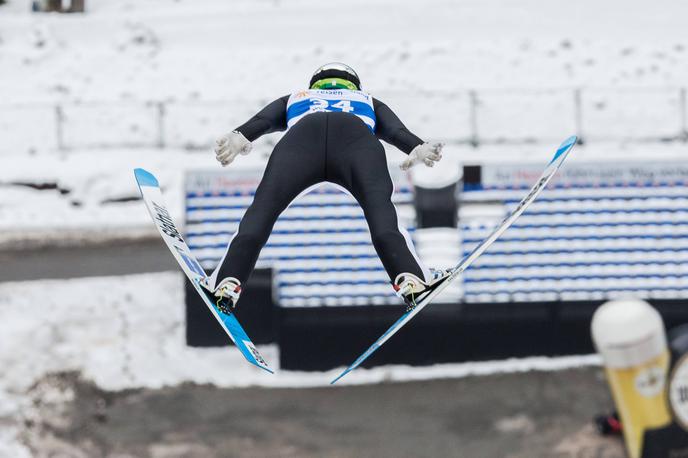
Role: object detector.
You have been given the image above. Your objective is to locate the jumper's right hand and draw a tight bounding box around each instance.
[214,131,252,167]
[399,142,443,171]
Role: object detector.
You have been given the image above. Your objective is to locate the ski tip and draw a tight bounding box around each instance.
[549,135,578,165]
[559,135,578,150]
[134,168,159,187]
[330,366,354,385]
[261,365,275,375]
[330,372,347,385]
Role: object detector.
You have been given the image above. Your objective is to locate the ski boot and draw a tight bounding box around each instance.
[200,277,242,315]
[393,269,452,312]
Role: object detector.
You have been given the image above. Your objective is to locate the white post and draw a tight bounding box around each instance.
[55,104,65,151]
[574,88,583,145]
[680,87,687,142]
[157,101,165,149]
[469,90,478,147]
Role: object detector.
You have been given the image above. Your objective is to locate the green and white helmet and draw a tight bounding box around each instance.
[309,62,361,91]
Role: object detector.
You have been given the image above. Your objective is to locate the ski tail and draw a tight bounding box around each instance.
[331,345,379,384]
[134,168,273,374]
[192,278,274,374]
[192,277,274,373]
[330,319,397,384]
[330,136,577,384]
[330,276,452,384]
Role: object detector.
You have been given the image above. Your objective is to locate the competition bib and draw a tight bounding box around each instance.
[286,89,376,131]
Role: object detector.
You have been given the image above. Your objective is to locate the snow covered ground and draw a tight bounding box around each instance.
[0,271,601,456]
[2,1,685,453]
[0,0,688,155]
[2,0,688,154]
[2,141,688,250]
[2,0,688,105]
[0,272,601,391]
[2,0,688,245]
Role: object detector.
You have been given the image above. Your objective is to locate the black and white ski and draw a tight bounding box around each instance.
[135,168,273,373]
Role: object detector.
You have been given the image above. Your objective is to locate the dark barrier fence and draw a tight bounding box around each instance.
[187,275,688,371]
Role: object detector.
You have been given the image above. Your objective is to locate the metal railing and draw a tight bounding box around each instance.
[1,87,686,154]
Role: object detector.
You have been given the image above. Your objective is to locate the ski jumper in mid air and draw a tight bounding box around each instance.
[202,63,446,312]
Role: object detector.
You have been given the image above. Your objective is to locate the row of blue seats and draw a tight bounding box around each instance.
[463,182,688,191]
[459,182,688,302]
[186,176,688,305]
[186,181,409,307]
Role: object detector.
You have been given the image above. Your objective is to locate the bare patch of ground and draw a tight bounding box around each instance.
[17,367,624,458]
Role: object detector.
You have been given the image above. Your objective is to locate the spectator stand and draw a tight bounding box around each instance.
[185,166,416,308]
[460,159,688,303]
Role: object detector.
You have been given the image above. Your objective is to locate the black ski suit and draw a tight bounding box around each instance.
[212,94,427,286]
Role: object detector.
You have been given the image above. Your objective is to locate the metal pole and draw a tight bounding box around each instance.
[55,104,65,151]
[469,90,478,147]
[574,88,583,145]
[157,101,165,149]
[680,87,687,142]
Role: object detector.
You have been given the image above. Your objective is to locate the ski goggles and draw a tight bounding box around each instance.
[310,78,359,91]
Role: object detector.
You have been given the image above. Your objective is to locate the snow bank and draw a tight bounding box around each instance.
[0,272,599,394]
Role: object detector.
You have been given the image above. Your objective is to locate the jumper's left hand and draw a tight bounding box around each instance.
[214,131,252,167]
[400,143,443,171]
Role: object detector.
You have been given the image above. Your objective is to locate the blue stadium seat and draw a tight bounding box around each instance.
[186,182,415,307]
[460,182,688,303]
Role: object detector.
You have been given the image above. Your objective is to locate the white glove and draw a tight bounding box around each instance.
[399,142,443,171]
[214,131,252,167]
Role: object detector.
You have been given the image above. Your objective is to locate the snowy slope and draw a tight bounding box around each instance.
[1,0,687,154]
[2,0,688,106]
[1,0,688,243]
